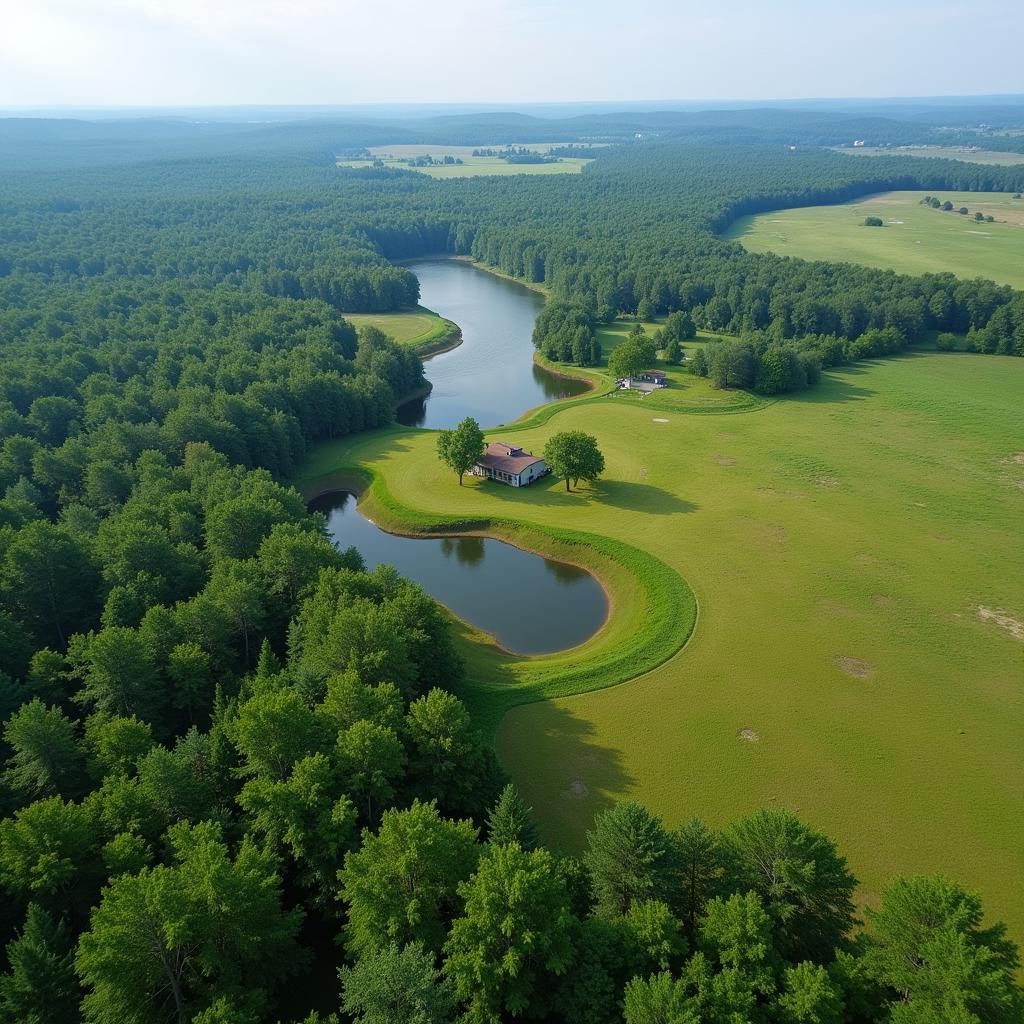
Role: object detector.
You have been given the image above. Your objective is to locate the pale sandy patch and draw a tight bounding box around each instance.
[976,606,1024,642]
[835,655,875,679]
[738,728,760,743]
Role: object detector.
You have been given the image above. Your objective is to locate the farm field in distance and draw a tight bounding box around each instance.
[337,142,596,177]
[834,145,1024,165]
[725,190,1024,289]
[311,349,1024,950]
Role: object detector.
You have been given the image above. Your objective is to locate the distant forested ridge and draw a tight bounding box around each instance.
[1,107,1024,1022]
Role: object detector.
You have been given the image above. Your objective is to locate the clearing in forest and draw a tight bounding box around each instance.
[724,190,1024,289]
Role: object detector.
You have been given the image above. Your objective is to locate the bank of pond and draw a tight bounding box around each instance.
[309,490,608,656]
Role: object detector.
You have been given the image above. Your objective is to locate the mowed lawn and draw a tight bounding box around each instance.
[311,352,1024,946]
[725,190,1024,289]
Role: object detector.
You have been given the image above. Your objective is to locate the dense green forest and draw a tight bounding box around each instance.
[2,109,1024,1021]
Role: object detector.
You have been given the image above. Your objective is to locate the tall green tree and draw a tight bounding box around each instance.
[75,821,304,1024]
[728,809,857,963]
[340,942,454,1024]
[585,801,674,918]
[543,431,605,491]
[339,800,479,957]
[3,699,86,800]
[0,521,101,648]
[444,843,575,1023]
[0,904,81,1024]
[864,875,1022,1024]
[436,417,485,486]
[486,783,539,851]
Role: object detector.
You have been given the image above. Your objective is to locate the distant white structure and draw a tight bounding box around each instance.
[853,139,866,147]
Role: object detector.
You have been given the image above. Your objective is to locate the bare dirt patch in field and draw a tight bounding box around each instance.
[855,553,876,565]
[872,594,895,608]
[835,655,875,679]
[818,598,858,619]
[815,475,841,488]
[738,728,760,742]
[563,778,589,800]
[1000,452,1024,465]
[976,606,1024,642]
[715,454,737,466]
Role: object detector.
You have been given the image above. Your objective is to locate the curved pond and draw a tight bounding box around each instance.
[396,258,589,430]
[310,491,608,656]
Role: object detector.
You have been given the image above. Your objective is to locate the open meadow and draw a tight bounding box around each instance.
[725,189,1024,289]
[301,349,1024,948]
[337,142,595,177]
[834,146,1024,166]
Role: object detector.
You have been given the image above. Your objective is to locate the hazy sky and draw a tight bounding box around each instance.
[2,0,1021,107]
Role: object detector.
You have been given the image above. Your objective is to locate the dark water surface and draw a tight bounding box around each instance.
[310,491,607,655]
[396,258,589,429]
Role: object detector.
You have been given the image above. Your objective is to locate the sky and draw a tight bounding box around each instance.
[1,0,1021,108]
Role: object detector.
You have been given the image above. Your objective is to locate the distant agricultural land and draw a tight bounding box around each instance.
[725,189,1024,289]
[834,145,1024,166]
[337,142,597,177]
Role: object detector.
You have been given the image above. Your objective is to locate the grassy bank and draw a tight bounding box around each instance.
[342,306,461,355]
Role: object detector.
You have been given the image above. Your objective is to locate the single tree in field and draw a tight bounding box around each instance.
[543,431,605,492]
[662,337,683,364]
[436,417,484,486]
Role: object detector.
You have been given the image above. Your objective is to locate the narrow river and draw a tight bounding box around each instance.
[396,258,589,430]
[315,258,607,655]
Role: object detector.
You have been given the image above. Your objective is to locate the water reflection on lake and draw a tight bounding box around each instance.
[396,258,589,430]
[309,491,608,656]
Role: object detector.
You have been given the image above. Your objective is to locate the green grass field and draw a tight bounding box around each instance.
[341,307,459,353]
[724,190,1024,289]
[338,143,594,178]
[298,348,1024,948]
[834,146,1024,166]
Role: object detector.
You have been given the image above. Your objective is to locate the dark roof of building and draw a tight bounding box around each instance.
[477,442,546,475]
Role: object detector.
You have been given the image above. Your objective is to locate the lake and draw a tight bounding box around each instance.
[309,491,607,656]
[396,257,589,430]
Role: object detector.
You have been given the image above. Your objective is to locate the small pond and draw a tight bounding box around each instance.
[310,490,608,656]
[396,258,589,430]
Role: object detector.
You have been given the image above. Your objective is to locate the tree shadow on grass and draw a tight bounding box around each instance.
[594,480,699,515]
[790,366,878,405]
[495,696,636,853]
[473,475,698,516]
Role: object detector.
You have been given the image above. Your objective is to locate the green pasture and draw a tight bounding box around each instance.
[338,143,593,178]
[724,190,1024,289]
[834,146,1024,166]
[341,307,459,353]
[298,349,1024,949]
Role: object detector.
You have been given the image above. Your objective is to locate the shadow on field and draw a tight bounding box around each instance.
[477,477,697,515]
[500,697,636,851]
[794,365,877,405]
[595,480,698,514]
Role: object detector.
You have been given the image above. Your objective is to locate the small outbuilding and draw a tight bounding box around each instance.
[620,369,667,392]
[471,442,550,487]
